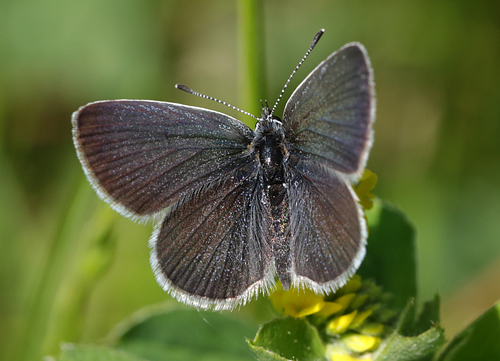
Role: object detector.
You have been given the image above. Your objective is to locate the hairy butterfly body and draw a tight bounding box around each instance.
[72,30,375,310]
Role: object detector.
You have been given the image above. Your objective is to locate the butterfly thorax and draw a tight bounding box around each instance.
[253,114,292,290]
[255,118,286,182]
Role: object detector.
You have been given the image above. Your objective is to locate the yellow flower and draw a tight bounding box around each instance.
[355,169,378,210]
[268,275,394,361]
[271,283,324,318]
[316,293,356,320]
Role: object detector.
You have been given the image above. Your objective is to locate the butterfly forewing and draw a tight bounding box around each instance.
[151,161,273,310]
[287,158,366,292]
[72,100,254,218]
[283,43,374,177]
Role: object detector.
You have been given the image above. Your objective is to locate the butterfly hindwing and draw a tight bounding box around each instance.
[287,158,366,292]
[72,100,254,218]
[151,160,274,310]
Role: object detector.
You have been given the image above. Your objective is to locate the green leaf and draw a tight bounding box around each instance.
[437,300,500,361]
[111,307,257,361]
[374,326,445,361]
[373,298,445,361]
[413,295,440,335]
[395,299,419,336]
[359,200,418,310]
[245,345,291,361]
[396,296,441,337]
[55,344,148,361]
[248,317,325,361]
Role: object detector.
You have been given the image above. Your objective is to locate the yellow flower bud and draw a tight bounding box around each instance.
[327,310,358,334]
[325,344,373,361]
[350,309,373,329]
[342,334,381,353]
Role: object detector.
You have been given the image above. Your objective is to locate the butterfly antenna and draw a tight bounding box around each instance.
[270,29,325,117]
[176,84,260,121]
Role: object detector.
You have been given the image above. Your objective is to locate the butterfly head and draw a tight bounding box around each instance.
[255,101,284,136]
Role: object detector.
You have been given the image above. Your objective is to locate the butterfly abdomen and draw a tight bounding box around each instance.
[254,119,293,290]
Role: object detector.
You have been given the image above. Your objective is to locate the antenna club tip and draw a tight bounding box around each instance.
[175,84,192,93]
[313,29,325,43]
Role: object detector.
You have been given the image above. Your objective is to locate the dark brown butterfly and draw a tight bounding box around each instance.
[72,30,375,310]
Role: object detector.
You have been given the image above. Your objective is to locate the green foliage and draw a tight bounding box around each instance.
[54,307,258,361]
[56,345,148,361]
[50,289,500,361]
[374,326,444,361]
[248,317,325,361]
[372,297,445,361]
[49,201,500,361]
[358,200,417,309]
[437,302,500,361]
[110,307,257,361]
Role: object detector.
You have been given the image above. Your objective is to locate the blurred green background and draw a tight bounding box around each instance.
[1,0,499,360]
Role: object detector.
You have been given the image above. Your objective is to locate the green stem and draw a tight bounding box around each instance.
[18,179,111,360]
[43,204,118,355]
[237,0,266,127]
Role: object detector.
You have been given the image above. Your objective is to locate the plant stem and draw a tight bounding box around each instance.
[237,0,266,127]
[42,204,118,355]
[18,180,105,360]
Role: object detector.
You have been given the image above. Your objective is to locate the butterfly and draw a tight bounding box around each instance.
[72,29,375,310]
